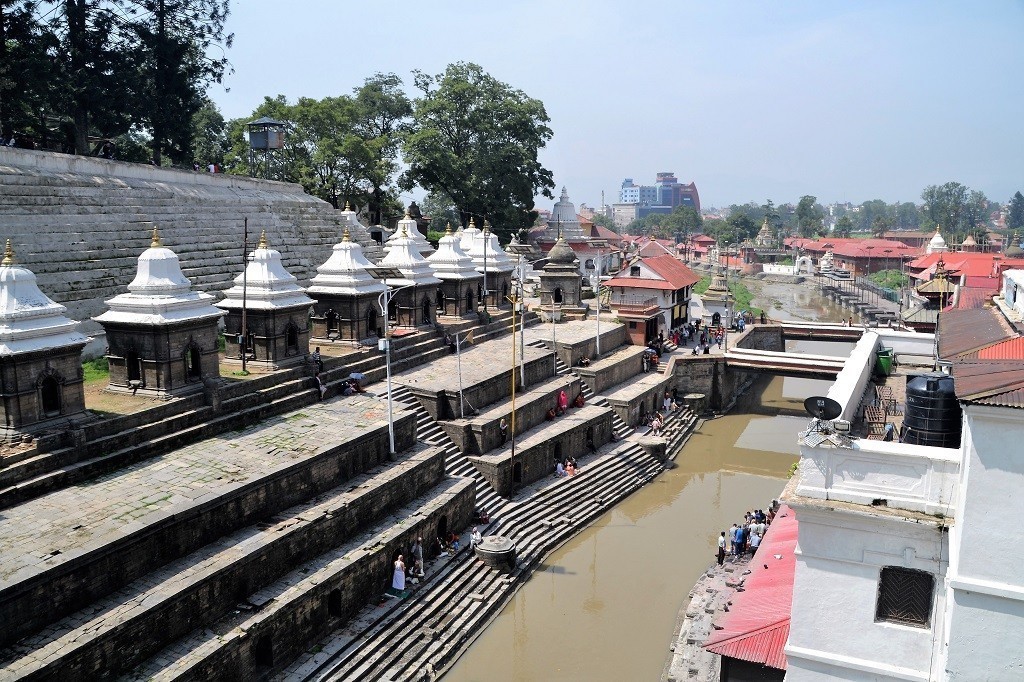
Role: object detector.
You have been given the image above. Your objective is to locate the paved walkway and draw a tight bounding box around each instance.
[0,394,394,588]
[392,343,549,392]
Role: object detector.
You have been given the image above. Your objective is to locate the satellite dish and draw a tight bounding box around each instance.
[804,396,842,421]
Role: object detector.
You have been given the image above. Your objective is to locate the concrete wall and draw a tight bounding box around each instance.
[732,324,785,352]
[785,503,947,682]
[827,332,878,422]
[942,403,1024,679]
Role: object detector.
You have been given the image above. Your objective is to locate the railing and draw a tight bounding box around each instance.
[855,276,900,303]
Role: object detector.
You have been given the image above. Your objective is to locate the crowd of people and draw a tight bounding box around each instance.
[715,500,782,566]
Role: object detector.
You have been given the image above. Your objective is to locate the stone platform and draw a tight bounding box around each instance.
[0,393,416,646]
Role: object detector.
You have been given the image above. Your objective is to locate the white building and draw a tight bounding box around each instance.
[783,273,1024,680]
[603,254,699,345]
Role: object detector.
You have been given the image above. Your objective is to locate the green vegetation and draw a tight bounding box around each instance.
[82,357,109,382]
[868,269,908,290]
[693,275,763,316]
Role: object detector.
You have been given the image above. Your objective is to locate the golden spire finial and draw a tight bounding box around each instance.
[483,219,491,233]
[342,227,351,242]
[344,201,352,211]
[401,226,409,238]
[151,227,162,248]
[445,222,453,235]
[1,239,13,266]
[469,217,476,228]
[257,229,268,249]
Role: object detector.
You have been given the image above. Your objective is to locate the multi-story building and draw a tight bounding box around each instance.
[618,178,659,205]
[618,173,700,212]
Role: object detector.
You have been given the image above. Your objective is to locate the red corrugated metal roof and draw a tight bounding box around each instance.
[703,506,798,671]
[605,254,699,291]
[975,337,1024,360]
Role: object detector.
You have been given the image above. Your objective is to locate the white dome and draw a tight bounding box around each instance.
[95,228,223,326]
[217,232,314,311]
[384,210,434,257]
[427,224,482,281]
[927,229,948,254]
[460,218,481,252]
[546,187,586,241]
[308,229,387,296]
[379,226,441,287]
[466,222,515,273]
[0,241,89,355]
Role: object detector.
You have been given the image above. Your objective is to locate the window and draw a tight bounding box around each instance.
[875,566,933,627]
[630,266,641,277]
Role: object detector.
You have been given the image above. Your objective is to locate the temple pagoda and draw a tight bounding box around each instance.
[0,240,90,437]
[466,221,516,309]
[216,231,314,369]
[427,223,483,317]
[307,228,387,341]
[94,228,223,395]
[378,226,441,328]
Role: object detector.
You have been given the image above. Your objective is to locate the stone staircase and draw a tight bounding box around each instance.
[0,148,383,336]
[286,439,665,681]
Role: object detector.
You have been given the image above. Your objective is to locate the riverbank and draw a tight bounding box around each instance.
[662,554,753,682]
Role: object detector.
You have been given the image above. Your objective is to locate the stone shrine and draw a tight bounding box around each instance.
[384,210,435,257]
[700,267,734,328]
[0,240,89,438]
[466,221,516,310]
[94,228,224,395]
[378,226,441,328]
[427,223,483,317]
[216,231,314,369]
[307,228,387,341]
[538,236,588,319]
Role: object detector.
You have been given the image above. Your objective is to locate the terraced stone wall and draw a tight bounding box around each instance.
[0,148,384,338]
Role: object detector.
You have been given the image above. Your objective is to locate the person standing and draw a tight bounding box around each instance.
[410,537,424,576]
[312,346,323,372]
[392,555,406,594]
[717,531,727,566]
[470,527,482,549]
[499,417,508,443]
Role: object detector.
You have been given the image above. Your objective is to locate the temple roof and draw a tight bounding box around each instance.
[217,231,314,311]
[543,187,587,241]
[379,227,441,287]
[384,210,434,257]
[459,218,481,252]
[0,240,89,355]
[94,228,223,326]
[546,237,578,266]
[466,222,515,273]
[308,228,387,297]
[427,224,482,281]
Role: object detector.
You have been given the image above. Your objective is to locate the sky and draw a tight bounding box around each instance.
[210,0,1024,211]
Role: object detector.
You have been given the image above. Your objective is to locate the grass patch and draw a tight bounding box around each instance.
[82,357,109,382]
[693,276,763,316]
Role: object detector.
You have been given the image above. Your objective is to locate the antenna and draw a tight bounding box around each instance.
[804,396,842,421]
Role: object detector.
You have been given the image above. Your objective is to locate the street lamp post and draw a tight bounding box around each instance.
[378,282,415,455]
[507,289,519,493]
[589,239,608,359]
[724,242,737,352]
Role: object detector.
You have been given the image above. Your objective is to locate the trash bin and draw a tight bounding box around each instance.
[876,347,893,376]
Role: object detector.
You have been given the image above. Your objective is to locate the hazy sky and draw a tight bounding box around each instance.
[211,1,1024,210]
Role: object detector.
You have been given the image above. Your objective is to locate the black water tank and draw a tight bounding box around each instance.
[900,373,962,448]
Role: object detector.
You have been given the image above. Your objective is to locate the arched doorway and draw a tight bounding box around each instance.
[328,588,342,618]
[387,298,398,323]
[325,308,338,334]
[502,282,508,302]
[436,291,446,314]
[466,290,474,312]
[422,297,431,325]
[253,634,273,668]
[126,351,141,382]
[554,440,563,463]
[712,312,721,327]
[553,288,563,304]
[366,305,378,338]
[285,324,299,355]
[512,461,523,484]
[40,376,60,417]
[185,346,201,380]
[437,515,448,552]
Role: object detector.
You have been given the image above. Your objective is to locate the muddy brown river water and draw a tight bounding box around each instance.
[446,284,851,682]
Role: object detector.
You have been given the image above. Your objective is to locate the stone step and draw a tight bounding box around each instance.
[0,444,448,680]
[0,397,417,649]
[120,476,475,682]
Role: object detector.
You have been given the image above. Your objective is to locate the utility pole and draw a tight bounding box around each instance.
[241,217,249,375]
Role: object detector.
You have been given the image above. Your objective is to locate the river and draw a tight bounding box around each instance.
[445,282,846,682]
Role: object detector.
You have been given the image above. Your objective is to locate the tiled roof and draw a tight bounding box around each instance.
[952,361,1024,408]
[605,254,699,291]
[908,253,1024,278]
[936,307,1016,359]
[784,237,919,259]
[951,287,995,310]
[703,506,797,670]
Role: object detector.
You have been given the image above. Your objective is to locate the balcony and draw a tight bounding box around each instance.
[609,296,660,317]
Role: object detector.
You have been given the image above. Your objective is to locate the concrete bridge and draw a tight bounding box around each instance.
[724,347,847,379]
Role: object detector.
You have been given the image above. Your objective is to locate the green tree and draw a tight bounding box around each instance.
[833,215,853,238]
[796,195,824,237]
[400,62,555,242]
[191,97,227,167]
[591,213,616,230]
[351,73,412,225]
[726,212,757,241]
[871,215,891,239]
[124,0,232,165]
[1009,191,1024,231]
[419,191,461,232]
[0,1,56,144]
[894,201,920,230]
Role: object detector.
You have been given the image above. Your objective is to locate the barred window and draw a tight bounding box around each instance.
[875,566,934,627]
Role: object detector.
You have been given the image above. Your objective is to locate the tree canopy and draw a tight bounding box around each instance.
[400,62,555,242]
[1007,191,1023,231]
[1,0,231,161]
[795,195,824,237]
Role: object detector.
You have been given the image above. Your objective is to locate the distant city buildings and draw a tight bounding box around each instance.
[613,172,701,228]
